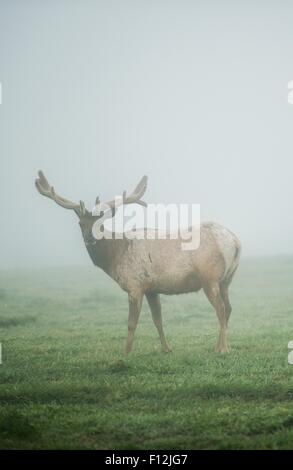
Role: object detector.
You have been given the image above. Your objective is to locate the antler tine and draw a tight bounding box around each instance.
[102,175,148,211]
[35,170,85,214]
[123,175,148,207]
[35,170,51,196]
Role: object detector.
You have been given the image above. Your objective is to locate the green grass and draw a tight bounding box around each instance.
[1,257,293,449]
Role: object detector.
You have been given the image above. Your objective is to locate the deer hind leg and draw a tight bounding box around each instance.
[220,265,237,324]
[220,282,232,324]
[146,293,172,353]
[203,282,229,353]
[126,292,143,354]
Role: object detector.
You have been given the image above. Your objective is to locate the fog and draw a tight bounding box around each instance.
[1,0,293,269]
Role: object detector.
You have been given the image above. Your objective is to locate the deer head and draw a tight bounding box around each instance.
[35,170,148,246]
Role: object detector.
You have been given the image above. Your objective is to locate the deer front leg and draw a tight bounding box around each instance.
[146,293,172,353]
[125,292,143,354]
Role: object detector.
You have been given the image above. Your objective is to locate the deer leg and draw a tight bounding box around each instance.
[220,283,232,324]
[125,292,143,354]
[203,282,229,353]
[146,293,172,353]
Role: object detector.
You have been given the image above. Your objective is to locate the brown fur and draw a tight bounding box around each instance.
[36,172,241,354]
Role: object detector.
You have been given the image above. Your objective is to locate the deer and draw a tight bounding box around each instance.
[35,171,241,354]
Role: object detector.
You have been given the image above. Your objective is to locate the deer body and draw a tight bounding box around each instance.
[35,171,241,354]
[86,223,239,295]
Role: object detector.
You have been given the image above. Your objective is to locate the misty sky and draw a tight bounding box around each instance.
[1,0,293,268]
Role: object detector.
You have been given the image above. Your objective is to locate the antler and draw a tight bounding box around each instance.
[123,175,148,207]
[35,170,87,216]
[101,175,148,211]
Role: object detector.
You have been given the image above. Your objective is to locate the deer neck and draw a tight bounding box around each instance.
[85,237,110,270]
[85,236,127,277]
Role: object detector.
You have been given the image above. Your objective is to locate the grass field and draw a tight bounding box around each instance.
[1,257,293,449]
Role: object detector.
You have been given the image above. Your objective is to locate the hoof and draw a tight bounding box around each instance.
[162,346,172,353]
[215,346,230,354]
